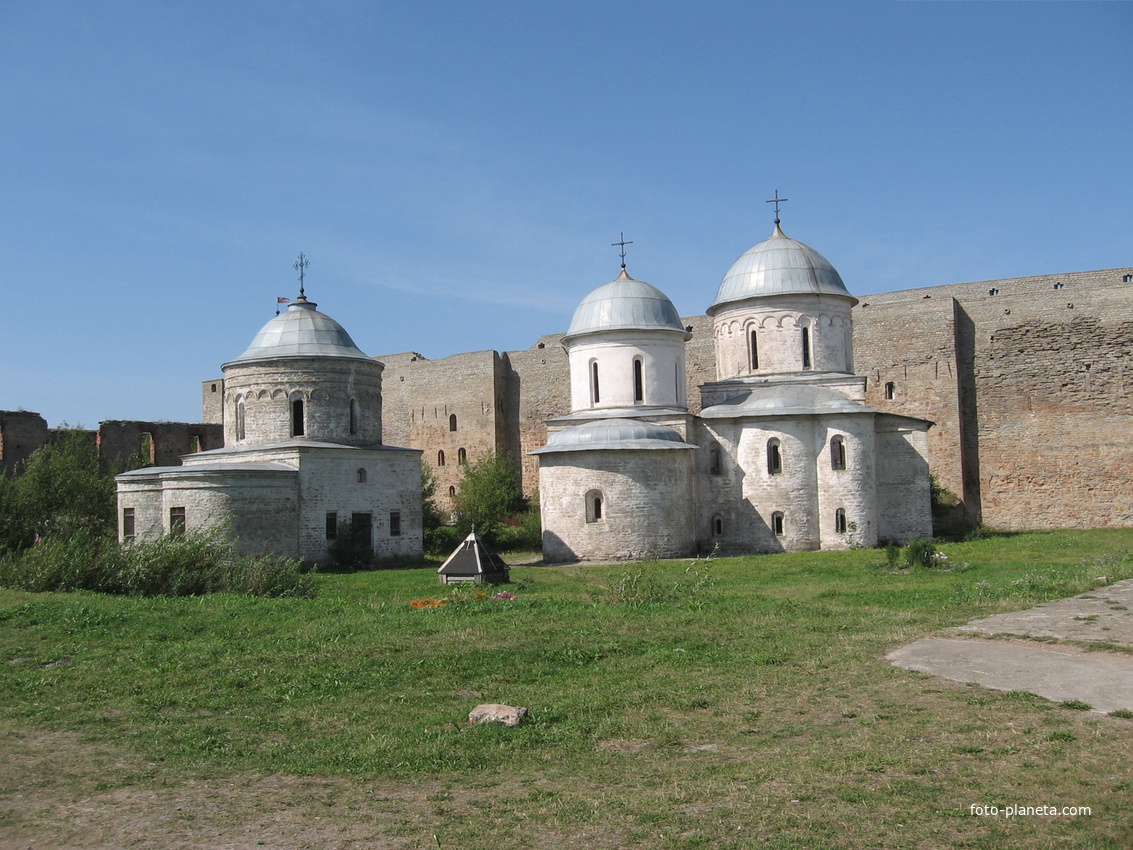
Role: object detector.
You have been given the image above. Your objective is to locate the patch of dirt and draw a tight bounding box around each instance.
[0,722,448,850]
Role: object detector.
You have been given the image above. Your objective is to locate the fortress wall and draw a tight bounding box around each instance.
[856,267,1133,530]
[377,349,506,511]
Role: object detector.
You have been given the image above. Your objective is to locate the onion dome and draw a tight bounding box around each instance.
[709,224,856,312]
[223,296,373,367]
[699,385,876,419]
[564,269,691,342]
[530,418,695,453]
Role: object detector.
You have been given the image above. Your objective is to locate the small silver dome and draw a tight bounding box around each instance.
[531,418,695,453]
[224,297,373,367]
[700,384,875,419]
[710,224,855,311]
[565,269,690,341]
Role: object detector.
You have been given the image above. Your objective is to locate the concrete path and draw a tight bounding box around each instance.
[886,578,1133,713]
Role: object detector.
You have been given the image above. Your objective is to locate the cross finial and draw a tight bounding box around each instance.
[293,252,310,298]
[611,233,633,270]
[765,190,789,225]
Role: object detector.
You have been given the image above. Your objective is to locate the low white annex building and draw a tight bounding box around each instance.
[116,290,423,564]
[534,221,933,562]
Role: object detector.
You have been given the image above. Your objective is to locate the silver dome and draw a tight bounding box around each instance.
[710,224,855,311]
[223,297,373,367]
[564,269,690,341]
[699,384,876,419]
[531,418,695,453]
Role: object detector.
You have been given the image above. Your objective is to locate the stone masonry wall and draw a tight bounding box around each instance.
[0,411,49,476]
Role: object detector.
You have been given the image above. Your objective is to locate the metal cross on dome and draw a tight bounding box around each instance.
[765,190,789,224]
[293,252,310,297]
[611,233,634,270]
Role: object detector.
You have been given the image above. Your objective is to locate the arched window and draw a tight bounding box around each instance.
[458,447,467,464]
[767,438,782,475]
[448,485,456,498]
[349,398,359,435]
[801,327,812,369]
[291,399,305,437]
[709,446,721,475]
[356,468,367,483]
[633,358,644,403]
[712,515,724,536]
[437,449,446,467]
[590,360,601,404]
[835,508,847,534]
[749,329,759,370]
[586,489,604,523]
[449,414,458,432]
[772,511,785,536]
[884,382,896,400]
[830,435,847,470]
[235,397,246,441]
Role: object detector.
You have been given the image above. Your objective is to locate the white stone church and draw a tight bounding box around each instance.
[533,221,933,562]
[116,291,423,563]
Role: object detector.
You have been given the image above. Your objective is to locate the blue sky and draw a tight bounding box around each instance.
[2,1,1130,428]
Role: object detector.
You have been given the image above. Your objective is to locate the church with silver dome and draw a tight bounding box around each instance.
[534,222,933,561]
[116,290,423,563]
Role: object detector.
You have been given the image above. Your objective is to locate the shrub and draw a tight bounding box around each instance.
[452,451,524,543]
[904,537,938,569]
[424,524,464,558]
[327,519,375,570]
[0,528,314,598]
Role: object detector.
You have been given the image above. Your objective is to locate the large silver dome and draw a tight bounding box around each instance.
[564,269,690,341]
[223,297,373,367]
[710,224,855,311]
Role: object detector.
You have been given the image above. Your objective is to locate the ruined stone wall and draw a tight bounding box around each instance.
[0,411,49,475]
[96,421,224,470]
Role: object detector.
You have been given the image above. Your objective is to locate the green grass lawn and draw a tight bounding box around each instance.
[3,529,1133,848]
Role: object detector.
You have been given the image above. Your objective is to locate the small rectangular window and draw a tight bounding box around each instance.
[169,506,186,536]
[389,510,401,537]
[326,512,338,540]
[122,507,136,539]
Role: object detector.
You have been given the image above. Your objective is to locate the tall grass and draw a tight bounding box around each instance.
[0,529,314,598]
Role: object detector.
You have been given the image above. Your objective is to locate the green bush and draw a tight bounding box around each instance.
[0,529,314,598]
[904,537,938,569]
[424,524,464,558]
[327,519,375,570]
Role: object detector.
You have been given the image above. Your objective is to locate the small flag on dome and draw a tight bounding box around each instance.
[277,296,289,304]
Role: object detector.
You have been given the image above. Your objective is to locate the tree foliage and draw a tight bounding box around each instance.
[0,430,116,553]
[451,451,524,542]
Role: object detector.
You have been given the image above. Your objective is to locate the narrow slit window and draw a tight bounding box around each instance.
[356,467,367,483]
[437,449,446,467]
[590,361,601,404]
[122,507,136,539]
[291,399,305,436]
[449,414,457,432]
[835,508,847,534]
[772,511,784,536]
[713,515,724,536]
[349,398,359,435]
[884,382,896,400]
[326,512,338,540]
[709,446,721,475]
[830,435,847,470]
[458,447,467,464]
[448,485,456,498]
[389,511,401,537]
[236,398,246,441]
[749,329,759,370]
[801,327,811,369]
[586,489,604,523]
[633,358,644,403]
[767,438,782,475]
